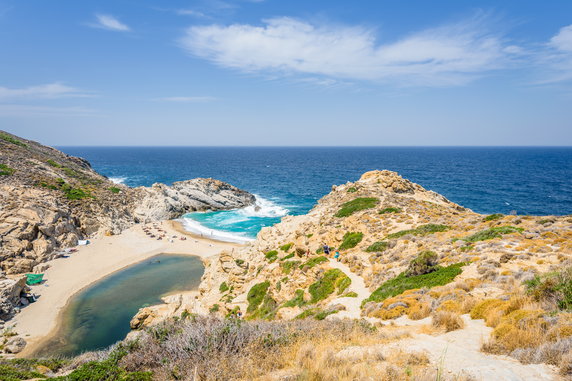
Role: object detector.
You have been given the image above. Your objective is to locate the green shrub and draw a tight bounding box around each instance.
[280,243,293,252]
[0,164,15,176]
[483,213,504,221]
[315,247,324,254]
[315,309,339,320]
[295,308,319,319]
[335,197,379,217]
[249,295,278,320]
[46,159,61,168]
[300,256,328,269]
[219,282,229,293]
[347,187,357,193]
[337,276,351,294]
[364,263,465,305]
[280,260,301,275]
[209,304,220,313]
[460,245,474,252]
[343,291,358,298]
[62,167,80,178]
[280,253,294,261]
[405,251,438,277]
[308,269,350,304]
[0,133,27,147]
[0,364,45,381]
[247,281,270,313]
[265,250,278,262]
[365,241,389,253]
[283,289,307,308]
[339,232,363,250]
[379,207,402,214]
[386,224,449,239]
[63,186,91,200]
[525,267,572,311]
[462,226,523,243]
[109,187,121,193]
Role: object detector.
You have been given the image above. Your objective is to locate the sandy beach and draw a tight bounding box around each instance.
[12,220,242,357]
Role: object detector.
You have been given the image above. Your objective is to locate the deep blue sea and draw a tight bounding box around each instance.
[59,147,572,242]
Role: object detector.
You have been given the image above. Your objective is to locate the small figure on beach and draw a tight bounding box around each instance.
[306,249,310,258]
[322,244,330,256]
[334,250,340,262]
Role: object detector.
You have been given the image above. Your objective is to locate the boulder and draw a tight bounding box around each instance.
[4,336,26,353]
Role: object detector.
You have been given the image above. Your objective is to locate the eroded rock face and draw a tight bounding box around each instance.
[0,275,27,320]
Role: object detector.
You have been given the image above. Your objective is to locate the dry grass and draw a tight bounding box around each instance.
[432,311,465,332]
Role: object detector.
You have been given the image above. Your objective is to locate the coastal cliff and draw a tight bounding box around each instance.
[0,130,254,320]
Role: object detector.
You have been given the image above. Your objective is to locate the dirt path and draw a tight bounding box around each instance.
[326,259,370,319]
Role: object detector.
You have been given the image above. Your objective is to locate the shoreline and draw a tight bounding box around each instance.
[12,220,243,357]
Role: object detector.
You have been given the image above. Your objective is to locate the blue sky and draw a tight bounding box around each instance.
[1,0,571,146]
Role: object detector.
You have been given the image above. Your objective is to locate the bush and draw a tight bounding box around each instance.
[484,213,504,221]
[283,289,307,308]
[308,269,350,303]
[265,250,278,262]
[46,159,61,168]
[300,256,328,269]
[379,207,402,214]
[432,311,465,332]
[281,253,295,261]
[339,232,363,250]
[526,267,572,311]
[63,347,151,380]
[0,133,27,147]
[219,282,229,293]
[406,251,438,277]
[280,260,301,275]
[364,263,465,304]
[365,241,389,253]
[249,295,278,320]
[335,197,378,217]
[280,243,293,252]
[0,164,15,176]
[386,224,449,239]
[247,281,270,313]
[343,291,358,298]
[109,187,121,193]
[347,187,357,193]
[463,226,524,242]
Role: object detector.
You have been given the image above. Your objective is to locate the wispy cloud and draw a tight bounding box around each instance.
[537,24,572,84]
[90,14,130,32]
[180,15,514,86]
[176,9,208,18]
[0,105,98,117]
[0,83,93,101]
[155,96,217,103]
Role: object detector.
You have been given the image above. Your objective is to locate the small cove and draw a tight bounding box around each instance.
[34,254,204,358]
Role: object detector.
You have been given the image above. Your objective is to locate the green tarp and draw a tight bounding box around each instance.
[25,273,44,285]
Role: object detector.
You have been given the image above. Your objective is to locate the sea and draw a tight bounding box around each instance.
[58,147,572,243]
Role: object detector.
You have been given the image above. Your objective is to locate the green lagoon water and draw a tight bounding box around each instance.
[35,254,203,358]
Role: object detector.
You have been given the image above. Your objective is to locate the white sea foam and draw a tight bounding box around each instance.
[179,218,253,244]
[109,177,127,184]
[238,195,289,218]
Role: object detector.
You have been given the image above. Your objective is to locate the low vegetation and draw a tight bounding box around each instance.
[339,232,363,250]
[379,207,402,214]
[365,241,389,253]
[280,243,293,252]
[0,132,27,147]
[280,260,301,275]
[405,251,438,277]
[0,164,15,176]
[309,269,351,303]
[364,263,465,305]
[37,178,93,200]
[483,213,504,221]
[283,289,307,308]
[335,197,378,217]
[299,256,328,269]
[109,187,121,193]
[462,226,523,242]
[265,250,278,262]
[246,281,270,314]
[386,224,449,239]
[525,266,571,311]
[432,310,465,332]
[46,159,61,168]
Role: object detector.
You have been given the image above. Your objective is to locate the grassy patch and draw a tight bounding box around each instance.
[364,263,465,305]
[280,253,294,261]
[0,133,27,147]
[525,267,572,311]
[247,281,270,313]
[280,243,293,252]
[365,241,389,253]
[483,213,504,221]
[265,250,278,262]
[219,282,229,293]
[280,260,301,275]
[249,295,278,320]
[386,224,449,239]
[347,187,357,193]
[335,197,378,218]
[343,291,358,298]
[46,159,61,168]
[300,256,328,269]
[283,289,307,308]
[405,250,438,277]
[0,164,15,176]
[109,186,121,193]
[339,232,363,250]
[462,226,523,243]
[235,259,245,266]
[379,207,402,214]
[309,269,350,304]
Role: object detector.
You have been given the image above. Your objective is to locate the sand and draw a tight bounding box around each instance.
[12,220,242,357]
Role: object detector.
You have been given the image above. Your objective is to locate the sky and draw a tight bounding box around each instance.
[0,0,571,146]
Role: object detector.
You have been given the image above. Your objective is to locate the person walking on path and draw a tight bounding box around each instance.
[323,244,331,256]
[334,250,341,262]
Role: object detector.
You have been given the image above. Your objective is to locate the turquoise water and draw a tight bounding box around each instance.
[60,147,572,242]
[34,254,203,358]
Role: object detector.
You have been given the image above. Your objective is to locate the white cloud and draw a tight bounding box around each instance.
[91,14,130,32]
[550,25,572,52]
[0,83,93,100]
[177,9,208,18]
[0,105,98,117]
[534,24,572,84]
[180,16,511,86]
[155,96,217,103]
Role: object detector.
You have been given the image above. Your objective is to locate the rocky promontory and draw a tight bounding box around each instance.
[0,130,254,321]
